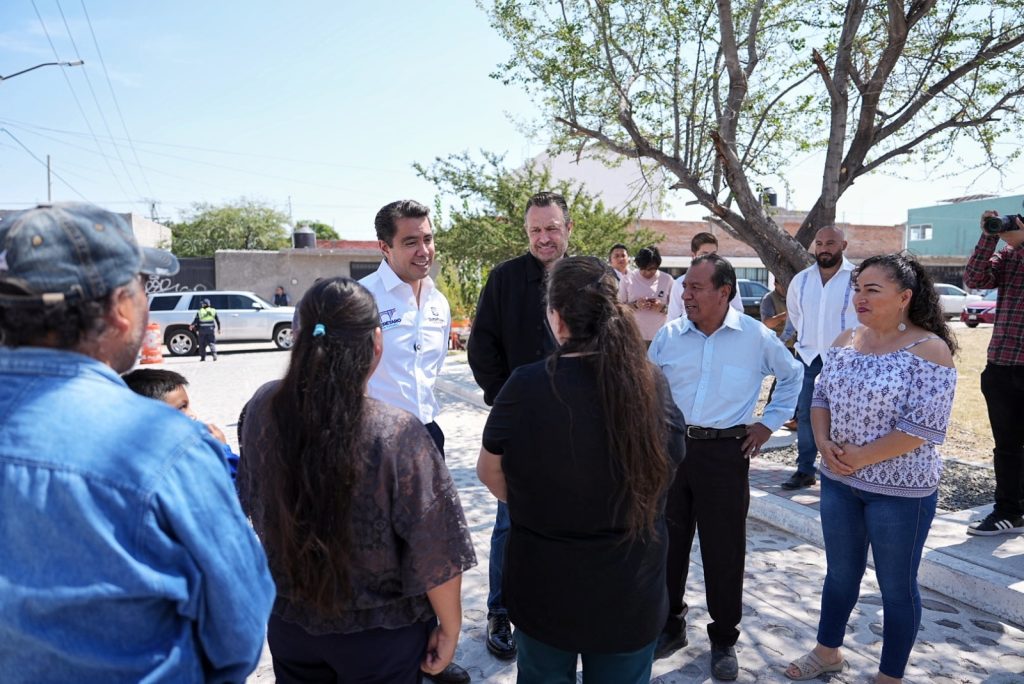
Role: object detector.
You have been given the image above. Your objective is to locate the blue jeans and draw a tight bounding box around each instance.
[487,500,510,614]
[514,630,656,684]
[817,476,937,678]
[796,356,823,475]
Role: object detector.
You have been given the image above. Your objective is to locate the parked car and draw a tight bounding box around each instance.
[960,289,997,328]
[934,283,982,318]
[737,279,770,318]
[148,290,295,356]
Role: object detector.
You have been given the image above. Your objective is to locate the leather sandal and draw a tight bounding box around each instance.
[785,651,846,680]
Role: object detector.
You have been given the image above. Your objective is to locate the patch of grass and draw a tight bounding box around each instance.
[947,325,994,463]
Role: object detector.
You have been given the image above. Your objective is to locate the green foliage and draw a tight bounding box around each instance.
[415,151,661,319]
[299,221,340,240]
[170,199,291,257]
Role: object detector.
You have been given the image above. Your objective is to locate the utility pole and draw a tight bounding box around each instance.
[47,154,52,202]
[287,195,293,221]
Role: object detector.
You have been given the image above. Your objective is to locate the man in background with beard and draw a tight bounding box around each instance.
[782,226,857,490]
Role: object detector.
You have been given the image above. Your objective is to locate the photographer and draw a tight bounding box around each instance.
[964,210,1024,536]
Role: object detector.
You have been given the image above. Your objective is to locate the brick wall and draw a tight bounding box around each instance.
[636,216,904,260]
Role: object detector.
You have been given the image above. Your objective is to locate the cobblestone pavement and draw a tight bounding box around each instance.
[151,346,1024,682]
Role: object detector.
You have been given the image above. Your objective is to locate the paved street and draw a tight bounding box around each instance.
[149,345,1023,682]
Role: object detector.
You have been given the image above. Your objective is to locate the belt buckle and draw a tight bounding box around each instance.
[686,426,712,440]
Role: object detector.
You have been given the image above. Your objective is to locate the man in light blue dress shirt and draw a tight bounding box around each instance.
[648,254,802,680]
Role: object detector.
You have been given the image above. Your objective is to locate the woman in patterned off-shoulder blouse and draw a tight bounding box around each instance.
[785,254,957,684]
[237,278,476,684]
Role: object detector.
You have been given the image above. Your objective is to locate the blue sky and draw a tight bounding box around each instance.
[1,1,1022,240]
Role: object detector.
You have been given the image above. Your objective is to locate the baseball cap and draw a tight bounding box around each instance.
[0,203,179,305]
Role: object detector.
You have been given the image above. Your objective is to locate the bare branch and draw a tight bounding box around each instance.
[876,30,1024,143]
[740,70,816,167]
[860,87,1024,176]
[811,49,839,100]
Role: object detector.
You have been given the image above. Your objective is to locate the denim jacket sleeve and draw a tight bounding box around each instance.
[145,431,276,682]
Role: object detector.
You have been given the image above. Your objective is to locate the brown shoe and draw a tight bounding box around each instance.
[783,418,798,431]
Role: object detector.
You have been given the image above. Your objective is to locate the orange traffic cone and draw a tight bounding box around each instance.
[140,322,164,365]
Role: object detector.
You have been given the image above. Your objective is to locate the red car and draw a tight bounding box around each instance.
[961,290,997,328]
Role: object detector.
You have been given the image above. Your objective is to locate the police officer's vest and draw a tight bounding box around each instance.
[196,306,217,330]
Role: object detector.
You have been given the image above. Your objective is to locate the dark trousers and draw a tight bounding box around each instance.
[981,363,1024,519]
[795,356,823,475]
[514,629,656,684]
[198,329,216,360]
[268,613,434,684]
[664,437,749,647]
[425,421,445,459]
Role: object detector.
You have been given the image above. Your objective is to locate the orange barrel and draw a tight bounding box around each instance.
[140,322,164,365]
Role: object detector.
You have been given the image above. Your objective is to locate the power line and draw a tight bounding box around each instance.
[29,0,133,201]
[53,0,143,198]
[79,0,154,196]
[0,128,89,201]
[0,118,361,192]
[0,116,402,173]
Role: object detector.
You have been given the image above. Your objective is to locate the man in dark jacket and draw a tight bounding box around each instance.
[468,191,571,659]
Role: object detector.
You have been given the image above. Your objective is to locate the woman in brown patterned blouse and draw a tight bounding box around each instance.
[238,277,476,684]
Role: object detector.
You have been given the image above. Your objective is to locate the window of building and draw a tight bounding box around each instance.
[909,224,933,241]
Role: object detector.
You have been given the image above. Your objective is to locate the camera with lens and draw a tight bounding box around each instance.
[983,214,1024,234]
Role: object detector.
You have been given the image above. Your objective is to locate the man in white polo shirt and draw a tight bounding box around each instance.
[782,225,857,490]
[359,199,469,684]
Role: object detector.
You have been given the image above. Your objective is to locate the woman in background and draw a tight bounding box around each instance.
[478,256,686,683]
[785,254,957,683]
[618,246,675,344]
[238,277,476,684]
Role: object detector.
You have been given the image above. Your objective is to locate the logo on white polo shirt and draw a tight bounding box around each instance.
[379,307,402,329]
[428,305,444,323]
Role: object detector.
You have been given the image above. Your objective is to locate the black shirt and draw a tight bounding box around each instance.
[482,356,686,652]
[467,252,556,405]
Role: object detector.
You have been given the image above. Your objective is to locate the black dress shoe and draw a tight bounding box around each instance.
[424,662,471,684]
[486,612,516,660]
[653,608,688,660]
[780,471,816,490]
[710,644,738,681]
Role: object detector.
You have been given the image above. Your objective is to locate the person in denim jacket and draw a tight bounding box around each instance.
[0,203,275,683]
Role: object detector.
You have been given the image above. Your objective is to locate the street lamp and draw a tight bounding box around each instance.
[0,60,84,82]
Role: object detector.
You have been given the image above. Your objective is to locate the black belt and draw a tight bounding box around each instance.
[686,425,747,440]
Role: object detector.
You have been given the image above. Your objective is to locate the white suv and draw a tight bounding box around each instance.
[148,290,295,356]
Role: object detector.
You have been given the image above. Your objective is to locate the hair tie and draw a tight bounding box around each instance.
[312,323,326,337]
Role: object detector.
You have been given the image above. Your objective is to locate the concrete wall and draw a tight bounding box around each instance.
[127,214,171,249]
[907,194,1024,258]
[216,248,384,304]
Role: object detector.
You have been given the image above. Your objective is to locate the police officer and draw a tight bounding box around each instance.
[191,298,221,361]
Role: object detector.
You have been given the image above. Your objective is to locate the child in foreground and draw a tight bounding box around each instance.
[122,368,239,479]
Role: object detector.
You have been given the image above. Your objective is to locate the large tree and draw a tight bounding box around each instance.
[169,199,291,257]
[486,0,1024,282]
[415,150,661,317]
